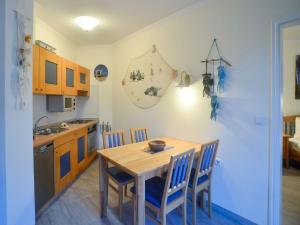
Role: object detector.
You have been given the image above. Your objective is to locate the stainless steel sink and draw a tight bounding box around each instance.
[33,127,68,135]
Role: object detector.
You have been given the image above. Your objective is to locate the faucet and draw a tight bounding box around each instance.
[34,116,48,131]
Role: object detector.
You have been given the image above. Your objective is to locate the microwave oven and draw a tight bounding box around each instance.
[47,95,76,112]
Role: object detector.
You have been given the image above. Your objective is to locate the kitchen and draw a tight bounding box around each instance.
[32,2,114,216]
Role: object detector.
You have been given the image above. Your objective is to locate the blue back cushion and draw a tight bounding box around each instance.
[135,129,146,142]
[200,144,216,172]
[106,133,122,148]
[170,154,190,189]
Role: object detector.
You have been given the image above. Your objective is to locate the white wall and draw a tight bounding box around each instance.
[33,17,77,61]
[3,0,35,224]
[76,45,113,125]
[283,37,300,115]
[111,0,300,224]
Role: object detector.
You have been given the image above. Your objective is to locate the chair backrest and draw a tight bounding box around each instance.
[192,140,219,187]
[283,115,300,136]
[162,149,195,207]
[130,128,148,143]
[102,130,125,149]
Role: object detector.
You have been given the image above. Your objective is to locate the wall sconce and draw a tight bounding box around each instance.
[177,71,191,88]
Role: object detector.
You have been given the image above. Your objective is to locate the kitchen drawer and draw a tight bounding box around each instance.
[54,133,75,148]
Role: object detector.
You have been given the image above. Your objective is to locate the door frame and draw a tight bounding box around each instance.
[0,0,6,224]
[269,14,300,225]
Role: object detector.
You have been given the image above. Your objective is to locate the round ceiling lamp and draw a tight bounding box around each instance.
[75,16,99,32]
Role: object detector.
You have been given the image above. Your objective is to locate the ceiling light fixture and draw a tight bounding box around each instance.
[75,16,99,32]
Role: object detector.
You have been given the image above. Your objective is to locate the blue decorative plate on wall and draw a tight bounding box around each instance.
[94,64,108,81]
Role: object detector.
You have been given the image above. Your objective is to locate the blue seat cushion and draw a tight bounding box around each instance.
[130,176,183,208]
[107,166,134,184]
[188,168,209,188]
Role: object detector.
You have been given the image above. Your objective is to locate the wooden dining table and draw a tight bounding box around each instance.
[97,137,202,225]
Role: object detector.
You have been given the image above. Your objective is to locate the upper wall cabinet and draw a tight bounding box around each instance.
[62,59,77,96]
[32,45,90,96]
[39,47,62,95]
[77,65,90,96]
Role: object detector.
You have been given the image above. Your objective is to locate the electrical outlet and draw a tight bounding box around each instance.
[215,158,222,167]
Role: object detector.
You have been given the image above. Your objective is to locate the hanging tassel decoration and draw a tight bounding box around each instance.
[201,38,231,121]
[217,64,226,92]
[210,95,219,121]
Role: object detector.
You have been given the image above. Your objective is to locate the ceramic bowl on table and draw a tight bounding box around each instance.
[148,140,166,152]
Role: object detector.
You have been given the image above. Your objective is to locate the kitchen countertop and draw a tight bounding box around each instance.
[33,119,99,148]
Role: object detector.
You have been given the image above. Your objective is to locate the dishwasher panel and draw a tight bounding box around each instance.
[88,124,97,155]
[34,142,54,213]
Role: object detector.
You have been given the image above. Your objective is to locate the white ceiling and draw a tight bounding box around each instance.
[35,0,201,45]
[283,24,300,40]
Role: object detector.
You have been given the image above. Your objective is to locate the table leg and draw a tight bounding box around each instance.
[99,156,108,217]
[135,175,145,225]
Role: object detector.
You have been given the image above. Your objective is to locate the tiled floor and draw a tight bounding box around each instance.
[282,166,300,225]
[36,160,249,225]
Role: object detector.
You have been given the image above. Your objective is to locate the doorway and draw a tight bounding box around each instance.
[270,16,300,225]
[281,24,300,225]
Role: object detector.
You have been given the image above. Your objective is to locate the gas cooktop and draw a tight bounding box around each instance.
[68,119,95,124]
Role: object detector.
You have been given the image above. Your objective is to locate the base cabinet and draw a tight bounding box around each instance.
[54,139,75,194]
[74,128,88,176]
[53,127,96,196]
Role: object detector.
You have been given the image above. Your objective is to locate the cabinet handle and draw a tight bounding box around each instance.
[35,88,38,91]
[40,88,43,91]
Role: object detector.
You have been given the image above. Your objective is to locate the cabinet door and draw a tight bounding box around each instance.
[32,45,40,94]
[39,47,62,95]
[62,59,78,96]
[54,140,75,194]
[77,65,90,96]
[75,128,88,175]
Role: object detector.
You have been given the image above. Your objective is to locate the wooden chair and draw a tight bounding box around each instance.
[130,127,148,143]
[131,149,195,225]
[188,140,219,225]
[102,130,134,220]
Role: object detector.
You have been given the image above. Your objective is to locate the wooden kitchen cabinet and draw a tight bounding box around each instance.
[39,46,62,95]
[62,59,78,96]
[32,45,90,96]
[54,139,75,194]
[77,65,90,96]
[74,128,88,176]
